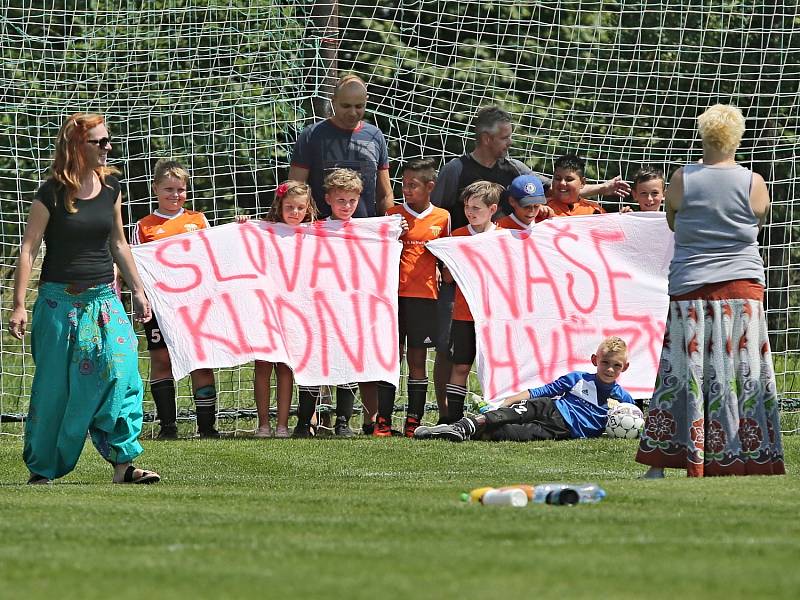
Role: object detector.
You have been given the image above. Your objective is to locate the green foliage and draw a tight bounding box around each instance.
[1,0,309,246]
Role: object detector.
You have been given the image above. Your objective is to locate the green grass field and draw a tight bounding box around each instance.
[0,434,798,600]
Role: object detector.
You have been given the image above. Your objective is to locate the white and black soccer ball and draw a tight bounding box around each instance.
[606,403,645,439]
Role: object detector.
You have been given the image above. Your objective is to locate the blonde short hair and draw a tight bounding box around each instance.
[153,159,190,186]
[323,168,363,193]
[697,104,745,154]
[597,336,628,356]
[459,180,504,207]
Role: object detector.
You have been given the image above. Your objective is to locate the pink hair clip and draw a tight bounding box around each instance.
[276,183,289,198]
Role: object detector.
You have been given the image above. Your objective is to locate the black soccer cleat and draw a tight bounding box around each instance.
[334,416,355,438]
[198,427,221,439]
[413,423,465,442]
[157,424,178,440]
[291,424,315,439]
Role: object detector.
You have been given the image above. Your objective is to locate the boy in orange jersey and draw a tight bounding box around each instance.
[375,159,451,437]
[497,174,554,230]
[443,180,505,422]
[547,154,606,217]
[131,159,219,439]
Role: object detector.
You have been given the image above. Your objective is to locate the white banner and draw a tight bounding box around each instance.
[131,217,403,385]
[427,212,674,402]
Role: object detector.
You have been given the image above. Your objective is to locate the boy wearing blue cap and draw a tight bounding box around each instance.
[497,174,554,230]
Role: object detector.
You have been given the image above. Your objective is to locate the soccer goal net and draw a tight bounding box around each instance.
[1,1,798,435]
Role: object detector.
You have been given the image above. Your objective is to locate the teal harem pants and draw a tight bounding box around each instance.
[23,283,145,480]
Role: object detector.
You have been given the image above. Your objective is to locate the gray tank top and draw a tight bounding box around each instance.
[668,163,764,296]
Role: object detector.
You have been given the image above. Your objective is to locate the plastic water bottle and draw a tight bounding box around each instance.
[531,483,571,503]
[472,397,492,414]
[460,486,528,507]
[541,483,606,505]
[480,488,528,507]
[460,487,494,504]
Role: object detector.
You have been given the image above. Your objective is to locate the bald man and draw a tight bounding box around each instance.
[289,74,394,219]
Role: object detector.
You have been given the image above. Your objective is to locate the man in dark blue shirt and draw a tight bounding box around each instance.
[288,74,393,219]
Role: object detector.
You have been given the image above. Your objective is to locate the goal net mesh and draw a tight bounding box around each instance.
[1,1,797,435]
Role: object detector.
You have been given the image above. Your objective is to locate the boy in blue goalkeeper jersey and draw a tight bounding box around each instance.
[414,336,634,442]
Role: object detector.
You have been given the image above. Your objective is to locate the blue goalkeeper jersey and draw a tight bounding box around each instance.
[528,371,634,439]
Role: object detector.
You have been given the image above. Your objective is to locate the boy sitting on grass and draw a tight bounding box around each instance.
[414,336,635,442]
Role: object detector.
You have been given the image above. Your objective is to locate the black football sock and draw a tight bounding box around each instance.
[377,381,396,420]
[454,416,478,438]
[296,387,318,426]
[151,378,176,427]
[335,383,357,421]
[446,384,467,422]
[406,378,428,420]
[194,385,217,433]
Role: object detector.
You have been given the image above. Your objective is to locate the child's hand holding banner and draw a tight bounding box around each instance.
[426,212,674,403]
[131,217,404,385]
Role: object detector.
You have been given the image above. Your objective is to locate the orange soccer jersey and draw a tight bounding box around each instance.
[387,203,451,299]
[546,197,605,217]
[497,212,548,230]
[131,209,210,244]
[451,223,502,322]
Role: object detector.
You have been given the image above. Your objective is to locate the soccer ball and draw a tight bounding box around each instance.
[606,404,645,439]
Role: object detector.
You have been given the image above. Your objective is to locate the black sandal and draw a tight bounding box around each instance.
[26,474,52,485]
[117,465,161,485]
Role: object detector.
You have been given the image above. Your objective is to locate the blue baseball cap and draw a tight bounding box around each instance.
[508,175,547,207]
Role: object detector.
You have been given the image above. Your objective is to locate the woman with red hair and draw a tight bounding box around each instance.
[8,113,160,485]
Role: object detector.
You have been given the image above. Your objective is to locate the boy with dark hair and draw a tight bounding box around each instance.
[631,166,666,212]
[547,154,606,217]
[415,337,635,442]
[376,159,451,437]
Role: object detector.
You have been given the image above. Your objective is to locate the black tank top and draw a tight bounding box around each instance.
[37,175,120,284]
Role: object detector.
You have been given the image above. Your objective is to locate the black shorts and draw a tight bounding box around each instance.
[398,297,438,349]
[435,282,456,353]
[482,397,572,442]
[448,319,476,365]
[143,314,167,351]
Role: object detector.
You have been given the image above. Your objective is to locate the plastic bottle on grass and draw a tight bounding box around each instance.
[541,483,606,505]
[461,487,494,504]
[471,397,491,414]
[461,487,528,507]
[531,483,570,503]
[480,488,528,507]
[498,484,534,499]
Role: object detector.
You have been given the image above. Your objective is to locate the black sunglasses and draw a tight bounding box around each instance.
[86,137,111,149]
